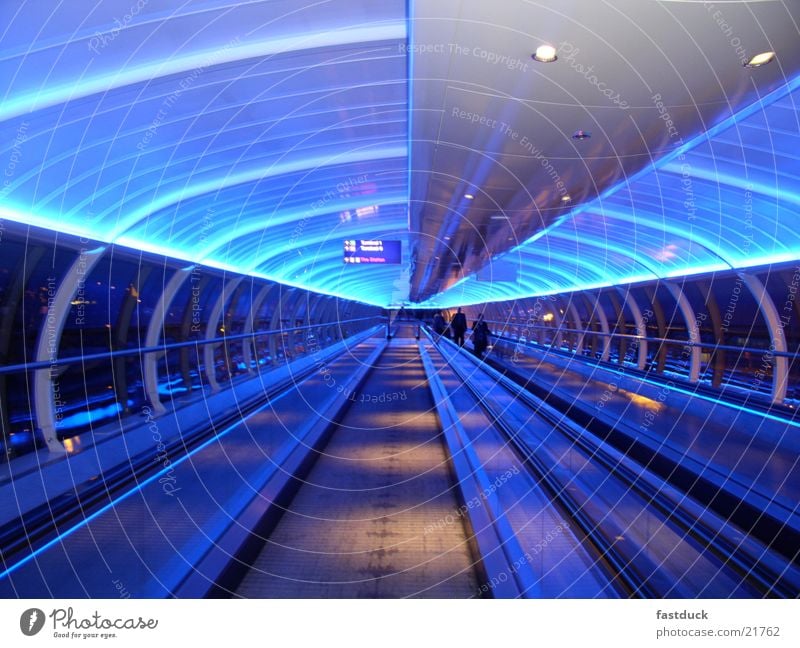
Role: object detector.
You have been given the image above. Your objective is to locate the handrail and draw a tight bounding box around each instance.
[440,332,800,597]
[481,320,799,359]
[419,338,541,597]
[0,316,383,376]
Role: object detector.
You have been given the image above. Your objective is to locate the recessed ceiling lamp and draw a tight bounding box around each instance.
[490,215,509,220]
[532,45,557,63]
[572,130,591,140]
[744,51,775,68]
[464,193,475,200]
[561,195,572,203]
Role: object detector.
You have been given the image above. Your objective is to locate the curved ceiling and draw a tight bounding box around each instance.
[410,0,800,305]
[0,0,410,306]
[0,1,799,308]
[420,78,800,308]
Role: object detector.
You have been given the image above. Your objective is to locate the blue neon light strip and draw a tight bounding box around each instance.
[540,72,800,247]
[500,74,800,257]
[425,74,800,307]
[406,0,414,232]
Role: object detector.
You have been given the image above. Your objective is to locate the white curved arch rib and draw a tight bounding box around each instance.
[0,24,408,123]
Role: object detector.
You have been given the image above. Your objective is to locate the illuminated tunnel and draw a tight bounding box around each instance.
[0,0,798,603]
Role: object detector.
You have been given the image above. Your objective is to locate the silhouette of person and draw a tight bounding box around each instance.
[472,312,491,359]
[451,307,467,346]
[433,311,446,337]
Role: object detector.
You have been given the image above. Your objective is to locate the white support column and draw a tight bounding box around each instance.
[242,283,273,373]
[739,273,788,403]
[144,266,194,416]
[665,282,701,383]
[324,297,342,341]
[591,293,611,362]
[203,277,244,393]
[286,289,310,357]
[34,246,106,453]
[270,287,296,365]
[302,294,323,350]
[616,287,648,370]
[316,296,336,343]
[566,301,584,354]
[551,298,565,350]
[534,308,544,345]
[288,290,309,327]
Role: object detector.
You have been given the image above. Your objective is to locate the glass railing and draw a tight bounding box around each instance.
[0,317,383,460]
[433,318,799,406]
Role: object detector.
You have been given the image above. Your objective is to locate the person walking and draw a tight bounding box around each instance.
[451,307,467,346]
[433,311,446,337]
[472,312,491,359]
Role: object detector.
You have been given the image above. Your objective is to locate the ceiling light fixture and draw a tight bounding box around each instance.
[561,195,572,203]
[464,193,474,200]
[572,130,591,140]
[490,215,509,220]
[532,45,557,63]
[744,51,775,68]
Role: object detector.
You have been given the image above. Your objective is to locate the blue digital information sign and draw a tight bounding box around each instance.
[343,240,402,264]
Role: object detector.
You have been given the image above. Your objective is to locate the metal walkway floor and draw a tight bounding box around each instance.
[236,338,480,598]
